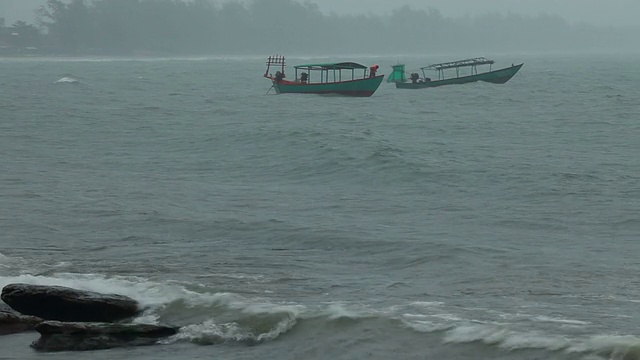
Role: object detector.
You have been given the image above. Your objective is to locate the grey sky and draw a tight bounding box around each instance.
[314,0,640,27]
[0,0,43,24]
[1,0,638,27]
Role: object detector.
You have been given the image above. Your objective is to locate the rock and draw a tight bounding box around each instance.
[31,321,179,352]
[0,307,43,335]
[1,284,141,322]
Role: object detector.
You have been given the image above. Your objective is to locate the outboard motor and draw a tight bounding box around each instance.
[410,72,420,83]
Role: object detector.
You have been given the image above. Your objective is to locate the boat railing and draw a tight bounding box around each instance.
[422,57,494,71]
[422,57,495,80]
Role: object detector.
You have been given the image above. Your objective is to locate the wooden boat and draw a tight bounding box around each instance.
[388,57,523,89]
[264,55,384,97]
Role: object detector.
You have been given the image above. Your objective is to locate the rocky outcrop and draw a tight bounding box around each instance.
[31,321,179,352]
[1,284,177,352]
[0,306,43,335]
[1,284,141,322]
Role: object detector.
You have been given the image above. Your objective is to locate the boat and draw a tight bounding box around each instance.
[264,55,384,97]
[388,57,523,89]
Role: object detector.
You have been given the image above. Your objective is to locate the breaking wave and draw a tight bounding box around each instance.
[1,270,639,357]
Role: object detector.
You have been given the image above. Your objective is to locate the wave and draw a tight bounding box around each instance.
[443,324,571,351]
[1,271,639,357]
[0,253,29,272]
[54,76,81,84]
[166,313,298,345]
[438,323,640,359]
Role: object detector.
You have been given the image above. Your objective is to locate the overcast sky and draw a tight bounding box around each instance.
[0,0,42,24]
[1,0,639,27]
[315,0,640,27]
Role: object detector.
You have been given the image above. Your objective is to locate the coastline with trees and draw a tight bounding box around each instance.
[1,0,638,57]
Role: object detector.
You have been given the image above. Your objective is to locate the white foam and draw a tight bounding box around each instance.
[132,313,161,325]
[443,324,507,344]
[428,313,465,322]
[239,301,305,317]
[403,318,452,333]
[0,253,11,269]
[55,76,79,84]
[181,290,244,308]
[0,253,24,269]
[566,335,640,354]
[194,272,265,281]
[257,315,297,342]
[533,315,590,325]
[409,301,445,307]
[166,314,297,344]
[499,332,570,351]
[167,319,238,344]
[402,313,429,320]
[321,302,374,320]
[443,324,570,351]
[52,261,72,268]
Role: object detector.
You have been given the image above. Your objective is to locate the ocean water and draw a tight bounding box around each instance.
[1,52,639,360]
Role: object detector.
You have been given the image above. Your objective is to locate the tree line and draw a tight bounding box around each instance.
[0,0,636,56]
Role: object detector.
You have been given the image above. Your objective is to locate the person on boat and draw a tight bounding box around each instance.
[300,72,308,83]
[410,72,420,84]
[369,64,379,78]
[274,71,285,82]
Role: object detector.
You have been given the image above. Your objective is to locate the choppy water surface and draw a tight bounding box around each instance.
[1,53,640,360]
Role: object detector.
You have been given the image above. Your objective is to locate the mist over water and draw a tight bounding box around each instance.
[314,0,640,27]
[3,0,640,27]
[1,0,638,57]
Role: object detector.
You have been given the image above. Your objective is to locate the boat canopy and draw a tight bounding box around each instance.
[294,62,368,71]
[423,57,495,71]
[387,64,406,83]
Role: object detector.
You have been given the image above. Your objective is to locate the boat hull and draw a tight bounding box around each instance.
[268,76,384,97]
[396,63,523,89]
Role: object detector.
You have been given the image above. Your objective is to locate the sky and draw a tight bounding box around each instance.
[0,0,43,24]
[1,0,639,27]
[314,0,640,27]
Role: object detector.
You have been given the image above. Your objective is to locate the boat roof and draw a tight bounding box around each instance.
[422,57,495,71]
[294,62,368,71]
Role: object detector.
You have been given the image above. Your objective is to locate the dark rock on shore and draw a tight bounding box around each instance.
[31,321,179,351]
[0,306,43,335]
[1,284,141,322]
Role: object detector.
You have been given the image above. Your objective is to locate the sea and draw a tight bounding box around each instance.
[1,52,639,360]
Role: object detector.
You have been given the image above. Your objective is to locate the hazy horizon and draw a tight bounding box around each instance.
[1,0,639,27]
[313,0,640,27]
[1,0,638,56]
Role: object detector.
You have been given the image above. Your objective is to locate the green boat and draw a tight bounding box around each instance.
[264,55,384,97]
[388,57,523,89]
